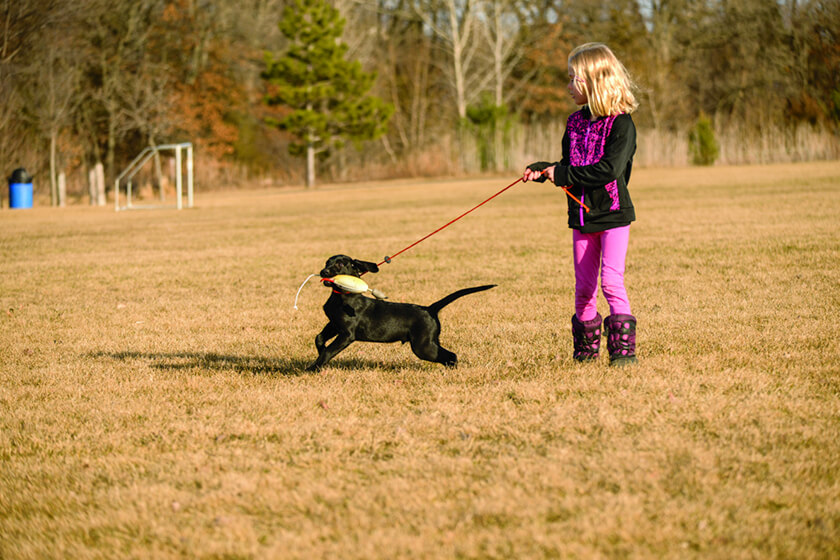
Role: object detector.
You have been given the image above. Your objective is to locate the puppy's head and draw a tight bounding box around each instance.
[320,255,379,278]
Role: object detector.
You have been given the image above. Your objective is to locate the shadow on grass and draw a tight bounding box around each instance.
[91,351,428,376]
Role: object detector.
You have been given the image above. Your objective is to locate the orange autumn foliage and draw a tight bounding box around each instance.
[160,0,241,161]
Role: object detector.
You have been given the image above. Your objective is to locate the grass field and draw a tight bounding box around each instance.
[2,161,839,559]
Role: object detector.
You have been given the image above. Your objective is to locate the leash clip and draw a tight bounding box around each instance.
[384,256,391,264]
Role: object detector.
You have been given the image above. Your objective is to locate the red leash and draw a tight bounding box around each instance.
[375,172,589,268]
[377,177,522,267]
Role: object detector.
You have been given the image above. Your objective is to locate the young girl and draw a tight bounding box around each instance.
[523,42,638,366]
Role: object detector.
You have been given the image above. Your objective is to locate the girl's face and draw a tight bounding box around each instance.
[568,67,588,106]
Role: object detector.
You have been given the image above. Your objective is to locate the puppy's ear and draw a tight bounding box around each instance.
[353,259,379,274]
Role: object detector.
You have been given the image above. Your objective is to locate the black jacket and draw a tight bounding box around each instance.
[553,108,636,233]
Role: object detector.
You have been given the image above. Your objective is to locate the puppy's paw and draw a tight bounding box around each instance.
[305,362,322,372]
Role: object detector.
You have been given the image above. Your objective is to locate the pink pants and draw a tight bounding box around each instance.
[573,225,632,322]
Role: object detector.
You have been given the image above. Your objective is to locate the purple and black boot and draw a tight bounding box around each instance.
[571,313,602,362]
[604,314,637,366]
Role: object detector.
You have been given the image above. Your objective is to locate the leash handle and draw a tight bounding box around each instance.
[532,167,590,213]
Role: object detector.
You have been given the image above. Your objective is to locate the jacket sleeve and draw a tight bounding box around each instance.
[553,115,635,190]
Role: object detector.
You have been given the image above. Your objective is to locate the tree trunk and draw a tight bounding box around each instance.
[50,130,58,206]
[306,143,315,188]
[95,162,106,206]
[494,124,504,172]
[450,11,467,121]
[106,119,116,197]
[88,167,97,205]
[57,171,66,207]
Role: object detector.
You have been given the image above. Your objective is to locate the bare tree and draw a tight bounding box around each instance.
[413,0,492,120]
[671,0,795,124]
[118,63,174,200]
[359,0,439,155]
[641,0,697,130]
[478,0,534,170]
[0,66,24,181]
[0,0,60,64]
[23,30,81,206]
[82,0,165,188]
[0,0,66,188]
[482,0,528,107]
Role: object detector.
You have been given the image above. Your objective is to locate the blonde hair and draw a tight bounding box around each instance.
[568,42,638,117]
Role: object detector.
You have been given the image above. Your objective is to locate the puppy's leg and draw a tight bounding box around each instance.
[314,323,337,354]
[307,324,337,371]
[409,335,458,368]
[306,333,354,371]
[436,346,458,368]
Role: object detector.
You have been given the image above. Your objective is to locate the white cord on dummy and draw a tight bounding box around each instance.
[293,273,316,310]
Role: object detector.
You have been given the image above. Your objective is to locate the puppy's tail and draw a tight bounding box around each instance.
[428,285,496,315]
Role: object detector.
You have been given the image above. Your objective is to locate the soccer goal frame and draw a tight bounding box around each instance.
[114,142,194,211]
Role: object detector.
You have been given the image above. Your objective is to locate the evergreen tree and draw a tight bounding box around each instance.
[688,113,719,166]
[262,0,392,187]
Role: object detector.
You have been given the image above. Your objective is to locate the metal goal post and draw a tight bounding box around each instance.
[114,142,194,211]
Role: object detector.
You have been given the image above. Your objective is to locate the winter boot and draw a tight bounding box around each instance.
[571,313,602,362]
[604,314,637,366]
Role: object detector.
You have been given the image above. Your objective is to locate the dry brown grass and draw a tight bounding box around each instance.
[2,162,839,559]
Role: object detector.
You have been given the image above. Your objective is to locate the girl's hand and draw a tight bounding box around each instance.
[523,162,556,183]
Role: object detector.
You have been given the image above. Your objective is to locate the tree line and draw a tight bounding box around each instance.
[1,0,838,202]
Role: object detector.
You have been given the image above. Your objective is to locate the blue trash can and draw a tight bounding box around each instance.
[9,168,33,209]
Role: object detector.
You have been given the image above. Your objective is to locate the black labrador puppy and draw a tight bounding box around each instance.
[307,255,495,371]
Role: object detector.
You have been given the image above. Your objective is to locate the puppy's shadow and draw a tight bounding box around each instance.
[91,351,429,376]
[91,350,308,376]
